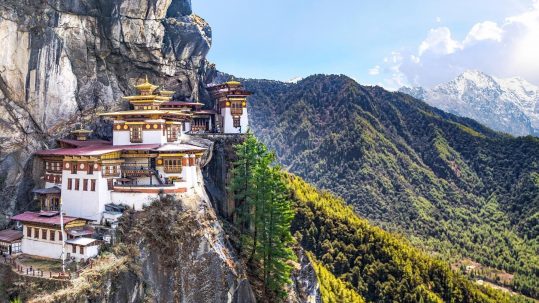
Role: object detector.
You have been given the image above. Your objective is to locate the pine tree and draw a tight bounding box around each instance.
[261,166,295,298]
[230,135,296,300]
[230,133,265,236]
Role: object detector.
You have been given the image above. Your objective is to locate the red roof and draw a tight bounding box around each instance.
[11,211,87,226]
[194,109,217,115]
[58,139,111,148]
[35,144,161,156]
[0,230,23,243]
[160,101,203,107]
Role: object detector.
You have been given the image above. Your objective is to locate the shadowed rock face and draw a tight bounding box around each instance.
[0,0,213,221]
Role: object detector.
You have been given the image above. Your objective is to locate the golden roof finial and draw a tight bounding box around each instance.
[135,75,158,94]
[225,76,241,86]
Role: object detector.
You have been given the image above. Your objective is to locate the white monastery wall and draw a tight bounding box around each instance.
[22,237,63,259]
[142,130,166,145]
[110,191,158,210]
[221,108,249,134]
[61,170,110,222]
[67,244,99,261]
[113,130,131,145]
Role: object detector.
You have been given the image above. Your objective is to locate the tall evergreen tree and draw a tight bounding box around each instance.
[230,134,295,300]
[261,166,295,298]
[230,133,265,235]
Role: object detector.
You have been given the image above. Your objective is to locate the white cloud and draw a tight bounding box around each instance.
[464,21,503,44]
[368,65,380,75]
[436,16,442,23]
[418,27,461,56]
[379,1,539,88]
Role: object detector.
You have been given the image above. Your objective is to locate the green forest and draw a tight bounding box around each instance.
[310,254,366,303]
[244,75,539,298]
[285,173,534,303]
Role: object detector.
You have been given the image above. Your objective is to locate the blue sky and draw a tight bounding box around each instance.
[193,0,539,88]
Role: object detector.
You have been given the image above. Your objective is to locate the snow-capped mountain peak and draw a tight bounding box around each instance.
[399,70,539,136]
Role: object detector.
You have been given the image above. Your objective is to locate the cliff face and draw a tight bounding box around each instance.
[2,137,319,303]
[0,0,212,220]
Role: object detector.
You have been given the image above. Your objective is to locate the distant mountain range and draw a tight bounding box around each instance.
[400,70,539,137]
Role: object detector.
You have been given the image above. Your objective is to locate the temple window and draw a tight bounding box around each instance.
[41,229,47,240]
[50,230,55,241]
[72,245,76,254]
[167,125,178,142]
[130,126,142,143]
[67,178,73,190]
[91,179,96,191]
[71,163,77,174]
[34,228,39,239]
[233,118,241,128]
[83,179,88,191]
[88,164,94,175]
[231,101,243,115]
[51,197,60,211]
[164,159,182,173]
[26,227,32,237]
[80,246,84,254]
[75,179,80,191]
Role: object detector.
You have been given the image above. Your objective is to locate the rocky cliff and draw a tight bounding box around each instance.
[0,0,213,222]
[1,136,320,303]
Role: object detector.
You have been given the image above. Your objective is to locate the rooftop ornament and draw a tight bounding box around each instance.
[135,75,159,95]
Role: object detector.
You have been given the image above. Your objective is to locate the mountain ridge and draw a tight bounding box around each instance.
[243,73,539,298]
[400,70,539,137]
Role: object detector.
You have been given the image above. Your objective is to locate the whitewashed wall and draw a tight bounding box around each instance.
[66,244,99,261]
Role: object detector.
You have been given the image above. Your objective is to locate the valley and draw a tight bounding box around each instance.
[244,74,539,299]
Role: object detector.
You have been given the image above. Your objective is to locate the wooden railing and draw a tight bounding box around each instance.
[231,108,243,115]
[164,165,182,173]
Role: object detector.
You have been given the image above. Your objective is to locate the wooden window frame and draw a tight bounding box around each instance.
[231,101,243,115]
[130,126,143,143]
[80,246,84,255]
[41,229,47,240]
[91,179,96,191]
[50,230,55,241]
[233,117,241,128]
[75,179,80,191]
[71,163,77,174]
[34,228,39,239]
[166,125,178,142]
[72,245,76,254]
[164,159,182,173]
[26,227,32,237]
[83,179,88,191]
[59,231,63,241]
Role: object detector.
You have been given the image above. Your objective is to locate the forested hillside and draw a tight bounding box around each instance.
[243,75,539,297]
[286,173,533,303]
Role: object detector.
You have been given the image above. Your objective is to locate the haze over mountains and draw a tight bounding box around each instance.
[400,70,539,137]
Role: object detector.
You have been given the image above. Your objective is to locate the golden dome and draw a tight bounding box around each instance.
[225,80,241,86]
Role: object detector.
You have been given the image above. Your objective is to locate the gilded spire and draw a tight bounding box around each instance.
[135,75,159,95]
[225,76,241,86]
